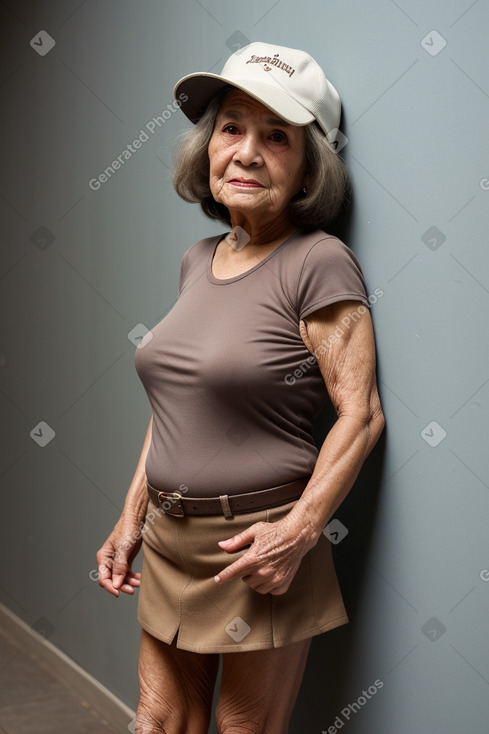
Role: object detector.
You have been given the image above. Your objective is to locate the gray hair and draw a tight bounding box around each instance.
[172,87,351,231]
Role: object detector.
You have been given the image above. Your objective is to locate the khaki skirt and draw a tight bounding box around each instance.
[137,495,349,653]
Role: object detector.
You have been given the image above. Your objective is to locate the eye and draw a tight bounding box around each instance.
[270,131,287,143]
[222,124,239,135]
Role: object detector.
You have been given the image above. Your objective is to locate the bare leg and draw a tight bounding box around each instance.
[135,629,220,734]
[216,637,312,734]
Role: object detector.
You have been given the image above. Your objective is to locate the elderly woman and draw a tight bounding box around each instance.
[96,41,385,734]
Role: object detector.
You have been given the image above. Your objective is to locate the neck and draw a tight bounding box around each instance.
[228,212,298,247]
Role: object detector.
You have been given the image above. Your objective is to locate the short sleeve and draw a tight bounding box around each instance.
[297,238,370,320]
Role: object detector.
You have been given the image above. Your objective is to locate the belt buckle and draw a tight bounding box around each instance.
[157,491,185,517]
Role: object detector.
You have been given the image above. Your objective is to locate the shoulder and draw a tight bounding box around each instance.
[177,233,226,295]
[283,230,369,320]
[289,230,365,274]
[180,233,226,266]
[179,232,228,283]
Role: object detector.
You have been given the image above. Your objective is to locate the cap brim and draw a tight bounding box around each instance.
[174,72,315,127]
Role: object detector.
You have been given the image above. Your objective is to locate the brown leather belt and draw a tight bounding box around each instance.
[146,476,310,518]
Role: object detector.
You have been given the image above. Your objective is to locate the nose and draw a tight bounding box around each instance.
[232,133,263,167]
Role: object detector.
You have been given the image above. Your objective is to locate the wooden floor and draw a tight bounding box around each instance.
[0,623,123,733]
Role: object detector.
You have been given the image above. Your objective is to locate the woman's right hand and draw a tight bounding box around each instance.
[96,514,143,597]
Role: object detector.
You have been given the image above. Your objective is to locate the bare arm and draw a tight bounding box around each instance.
[120,413,153,525]
[286,300,385,540]
[96,414,153,596]
[215,300,385,594]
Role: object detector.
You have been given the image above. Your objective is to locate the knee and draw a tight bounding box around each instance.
[217,724,264,734]
[136,653,190,734]
[217,725,259,734]
[134,699,182,734]
[216,710,263,734]
[134,711,163,733]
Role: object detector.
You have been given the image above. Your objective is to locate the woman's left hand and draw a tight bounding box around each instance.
[214,514,318,595]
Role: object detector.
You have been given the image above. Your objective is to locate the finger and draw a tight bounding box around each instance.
[217,525,257,551]
[115,567,141,589]
[96,551,113,569]
[99,576,138,596]
[214,553,257,584]
[112,574,126,590]
[118,582,138,595]
[97,559,114,587]
[125,570,141,579]
[96,546,116,569]
[242,576,290,595]
[112,559,129,589]
[96,551,138,594]
[97,560,111,580]
[125,575,141,587]
[99,578,120,597]
[243,580,270,594]
[269,583,291,595]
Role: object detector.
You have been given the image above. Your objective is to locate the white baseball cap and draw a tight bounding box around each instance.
[173,41,341,143]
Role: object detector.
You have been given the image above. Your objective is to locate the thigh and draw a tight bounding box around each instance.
[216,637,312,734]
[136,629,220,734]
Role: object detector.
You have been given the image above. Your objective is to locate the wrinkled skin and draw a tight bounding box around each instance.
[97,89,384,733]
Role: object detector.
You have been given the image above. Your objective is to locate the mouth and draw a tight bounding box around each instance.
[227,177,265,188]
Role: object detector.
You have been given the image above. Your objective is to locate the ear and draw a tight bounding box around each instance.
[302,170,312,189]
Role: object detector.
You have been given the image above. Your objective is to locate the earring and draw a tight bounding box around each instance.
[302,186,307,195]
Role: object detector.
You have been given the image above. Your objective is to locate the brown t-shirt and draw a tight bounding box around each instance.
[134,229,370,497]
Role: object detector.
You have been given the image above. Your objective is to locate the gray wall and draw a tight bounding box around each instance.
[1,1,488,731]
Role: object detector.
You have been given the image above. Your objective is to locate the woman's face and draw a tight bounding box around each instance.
[208,89,308,226]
